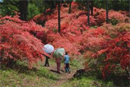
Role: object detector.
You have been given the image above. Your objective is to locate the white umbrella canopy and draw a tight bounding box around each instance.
[43,44,54,54]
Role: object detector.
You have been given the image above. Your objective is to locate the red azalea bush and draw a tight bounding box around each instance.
[0,16,48,68]
[0,15,48,33]
[118,10,129,16]
[93,8,130,25]
[46,31,80,55]
[44,6,96,35]
[32,8,55,24]
[97,31,130,79]
[79,27,107,52]
[36,29,48,44]
[84,23,130,79]
[109,10,130,23]
[45,19,58,30]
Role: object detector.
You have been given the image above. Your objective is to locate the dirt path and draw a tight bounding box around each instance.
[47,65,77,87]
[44,57,85,87]
[53,72,75,87]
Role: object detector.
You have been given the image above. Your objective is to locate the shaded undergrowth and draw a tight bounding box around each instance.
[71,69,129,87]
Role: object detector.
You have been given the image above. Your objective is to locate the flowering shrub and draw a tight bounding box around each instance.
[98,31,130,79]
[46,31,80,55]
[85,23,130,79]
[32,8,55,24]
[93,8,130,25]
[0,16,48,68]
[36,30,48,44]
[109,10,129,23]
[118,10,129,16]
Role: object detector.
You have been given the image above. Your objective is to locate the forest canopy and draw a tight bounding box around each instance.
[0,0,129,20]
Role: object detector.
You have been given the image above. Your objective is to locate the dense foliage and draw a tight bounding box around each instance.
[0,14,48,68]
[0,0,129,20]
[86,23,130,79]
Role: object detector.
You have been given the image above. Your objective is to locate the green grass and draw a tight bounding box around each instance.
[70,55,85,69]
[0,56,127,87]
[0,60,58,87]
[60,76,114,87]
[0,57,83,87]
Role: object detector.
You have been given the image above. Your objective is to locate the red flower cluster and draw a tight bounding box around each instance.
[0,16,48,68]
[95,23,130,79]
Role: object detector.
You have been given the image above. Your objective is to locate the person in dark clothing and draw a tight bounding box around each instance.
[44,53,51,67]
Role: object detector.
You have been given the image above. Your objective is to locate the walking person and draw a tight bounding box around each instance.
[44,54,50,67]
[53,48,65,74]
[56,57,62,74]
[64,52,70,73]
[43,44,54,67]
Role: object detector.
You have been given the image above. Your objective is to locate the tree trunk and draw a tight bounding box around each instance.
[68,1,72,13]
[90,0,93,16]
[106,0,109,23]
[129,0,130,17]
[0,49,4,69]
[0,50,3,69]
[87,0,90,26]
[58,1,60,33]
[18,0,28,20]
